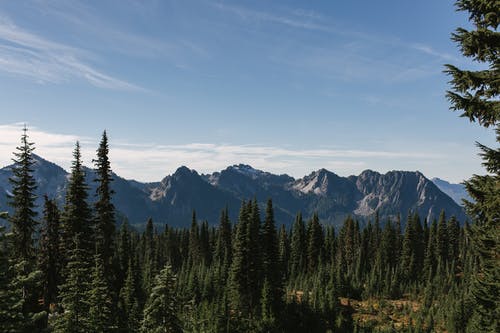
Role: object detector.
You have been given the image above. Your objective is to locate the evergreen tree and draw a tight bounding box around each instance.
[306,213,323,273]
[8,125,38,262]
[38,196,61,316]
[378,219,397,274]
[199,220,211,265]
[423,219,438,281]
[401,213,424,282]
[278,224,289,279]
[214,207,231,268]
[247,199,262,315]
[187,211,200,267]
[141,265,181,333]
[117,220,132,287]
[61,142,93,262]
[260,199,283,321]
[447,216,461,264]
[357,223,371,283]
[229,201,251,316]
[88,254,114,333]
[8,126,45,331]
[338,216,358,274]
[260,278,274,326]
[54,235,91,333]
[93,130,116,279]
[436,211,449,264]
[290,212,306,277]
[0,213,25,331]
[445,1,499,331]
[142,218,157,296]
[395,213,402,256]
[120,257,142,332]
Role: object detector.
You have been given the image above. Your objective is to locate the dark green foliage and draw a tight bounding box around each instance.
[7,127,45,331]
[278,224,289,279]
[187,211,200,266]
[214,207,232,281]
[247,199,262,313]
[38,196,61,315]
[142,217,157,296]
[306,213,323,273]
[444,0,499,127]
[61,142,93,261]
[8,260,45,332]
[141,265,181,333]
[53,235,91,333]
[445,1,500,331]
[0,220,25,332]
[436,211,448,264]
[93,130,116,279]
[400,213,424,282]
[199,220,211,265]
[8,126,38,262]
[260,199,283,323]
[447,216,460,264]
[119,257,142,332]
[88,254,115,332]
[117,220,131,288]
[55,142,94,333]
[290,212,306,277]
[0,129,488,332]
[423,219,437,281]
[229,201,252,316]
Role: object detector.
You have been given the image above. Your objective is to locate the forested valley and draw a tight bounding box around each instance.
[1,0,498,332]
[0,130,488,332]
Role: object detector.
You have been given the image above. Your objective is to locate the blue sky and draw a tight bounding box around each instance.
[0,0,495,182]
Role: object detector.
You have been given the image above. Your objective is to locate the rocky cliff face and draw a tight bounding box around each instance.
[0,156,466,229]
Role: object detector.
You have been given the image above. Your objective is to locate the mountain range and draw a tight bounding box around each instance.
[431,177,471,206]
[0,155,467,229]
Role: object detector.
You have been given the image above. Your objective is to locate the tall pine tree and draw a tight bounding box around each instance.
[214,207,232,268]
[445,1,499,331]
[229,201,251,316]
[8,126,45,331]
[93,130,116,279]
[260,199,283,323]
[61,142,93,262]
[306,213,323,274]
[8,125,38,263]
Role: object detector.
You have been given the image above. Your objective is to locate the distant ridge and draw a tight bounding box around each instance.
[0,155,466,228]
[431,177,471,206]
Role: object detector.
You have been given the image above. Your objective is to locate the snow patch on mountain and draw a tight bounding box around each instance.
[231,164,263,178]
[292,169,330,196]
[149,187,166,201]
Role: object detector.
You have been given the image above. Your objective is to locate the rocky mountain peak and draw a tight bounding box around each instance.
[0,155,467,229]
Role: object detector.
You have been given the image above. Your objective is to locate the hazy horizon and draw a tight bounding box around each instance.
[0,1,495,183]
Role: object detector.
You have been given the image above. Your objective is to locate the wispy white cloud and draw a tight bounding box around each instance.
[33,0,209,63]
[410,43,457,61]
[0,123,93,167]
[0,124,445,182]
[269,43,438,83]
[212,2,350,36]
[0,14,144,90]
[212,2,455,83]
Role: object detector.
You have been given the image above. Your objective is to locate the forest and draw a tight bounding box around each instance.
[0,129,486,332]
[1,0,498,332]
